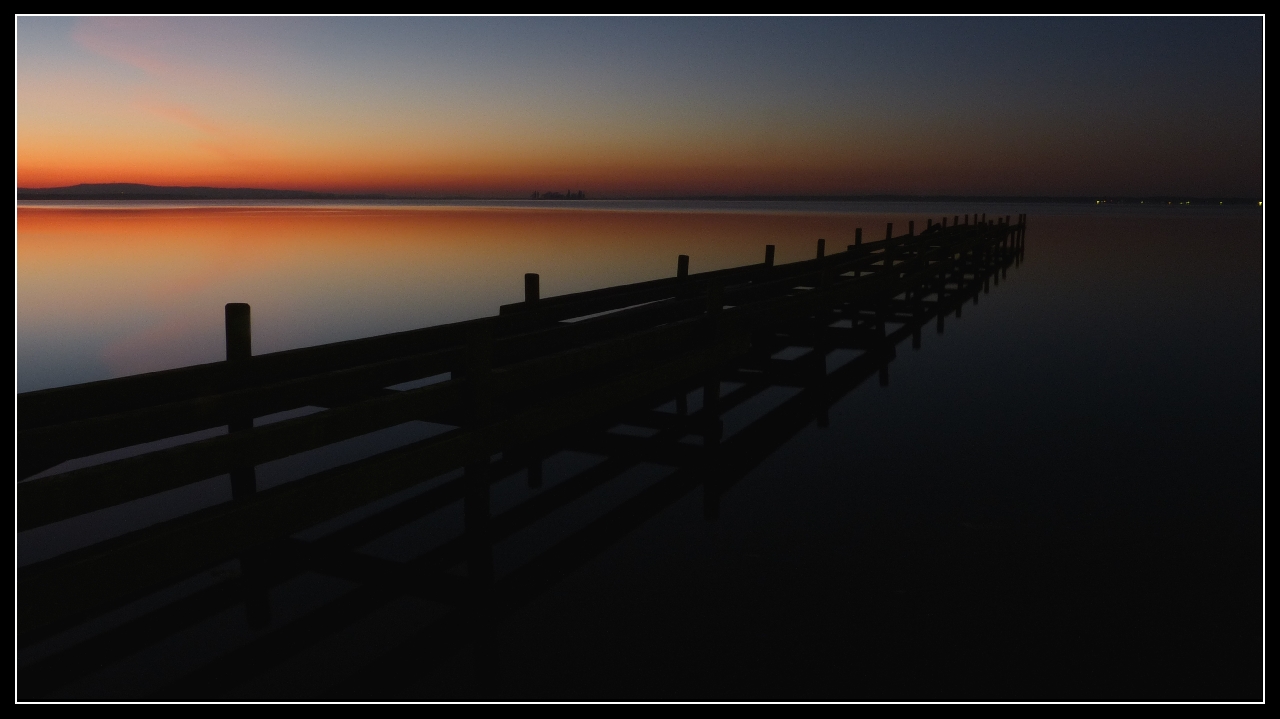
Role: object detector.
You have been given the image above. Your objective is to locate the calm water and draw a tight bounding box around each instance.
[20,200,971,391]
[16,201,1262,699]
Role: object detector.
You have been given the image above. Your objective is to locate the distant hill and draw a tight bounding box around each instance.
[16,183,394,201]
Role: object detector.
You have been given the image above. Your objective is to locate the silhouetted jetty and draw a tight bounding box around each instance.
[17,214,1027,698]
[531,190,586,200]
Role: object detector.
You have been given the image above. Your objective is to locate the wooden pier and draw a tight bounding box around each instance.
[18,213,1027,698]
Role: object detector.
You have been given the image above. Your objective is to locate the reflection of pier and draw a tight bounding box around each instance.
[18,214,1026,698]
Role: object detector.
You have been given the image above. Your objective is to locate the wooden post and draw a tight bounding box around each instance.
[225,303,251,363]
[702,416,722,520]
[702,283,723,459]
[701,299,722,515]
[885,223,893,240]
[764,244,775,268]
[225,303,256,500]
[465,324,493,426]
[677,254,690,281]
[524,273,540,303]
[942,217,947,229]
[965,214,969,225]
[816,238,825,259]
[908,221,914,236]
[886,226,900,271]
[988,236,998,284]
[876,305,890,388]
[954,215,959,226]
[814,321,831,430]
[812,294,833,427]
[936,256,948,335]
[224,302,267,627]
[464,324,494,587]
[855,227,863,246]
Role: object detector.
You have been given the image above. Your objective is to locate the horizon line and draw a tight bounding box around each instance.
[15,183,1262,204]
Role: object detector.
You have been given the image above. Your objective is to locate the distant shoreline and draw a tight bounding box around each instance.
[17,195,1261,206]
[15,184,1260,205]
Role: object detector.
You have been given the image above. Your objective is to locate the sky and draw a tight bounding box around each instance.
[15,16,1263,198]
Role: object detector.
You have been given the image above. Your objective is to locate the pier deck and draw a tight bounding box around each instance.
[18,214,1027,698]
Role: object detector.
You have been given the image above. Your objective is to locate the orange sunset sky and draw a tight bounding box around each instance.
[16,17,1263,198]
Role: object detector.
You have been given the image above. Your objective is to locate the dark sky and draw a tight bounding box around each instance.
[17,16,1263,196]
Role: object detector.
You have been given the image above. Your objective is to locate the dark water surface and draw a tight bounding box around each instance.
[16,203,1262,700]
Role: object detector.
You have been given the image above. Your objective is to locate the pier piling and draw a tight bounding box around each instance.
[16,211,1028,650]
[524,273,540,303]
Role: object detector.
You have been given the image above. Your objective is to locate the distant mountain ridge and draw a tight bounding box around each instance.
[17,183,394,201]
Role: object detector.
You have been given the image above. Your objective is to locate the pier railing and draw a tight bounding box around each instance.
[17,213,1027,654]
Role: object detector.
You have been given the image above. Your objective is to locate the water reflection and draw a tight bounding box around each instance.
[16,203,1262,700]
[20,232,1015,699]
[21,205,910,389]
[19,202,1174,391]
